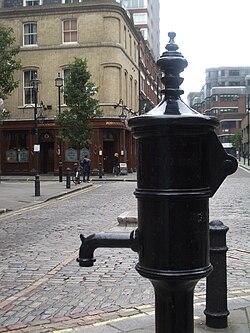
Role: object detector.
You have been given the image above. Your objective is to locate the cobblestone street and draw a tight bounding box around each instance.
[0,167,249,332]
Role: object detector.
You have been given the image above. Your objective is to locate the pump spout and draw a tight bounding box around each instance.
[77,230,139,267]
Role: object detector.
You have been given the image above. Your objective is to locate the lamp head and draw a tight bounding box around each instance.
[55,73,64,88]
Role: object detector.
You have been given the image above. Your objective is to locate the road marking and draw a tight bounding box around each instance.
[239,165,250,174]
[57,184,101,201]
[51,290,250,333]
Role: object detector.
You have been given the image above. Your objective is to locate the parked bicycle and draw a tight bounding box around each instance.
[72,163,82,185]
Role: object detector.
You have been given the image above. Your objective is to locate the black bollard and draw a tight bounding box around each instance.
[34,174,40,196]
[59,161,63,182]
[205,220,229,328]
[98,162,102,179]
[66,168,71,189]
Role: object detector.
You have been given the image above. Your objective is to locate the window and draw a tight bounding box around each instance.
[133,13,147,24]
[62,69,70,104]
[124,26,127,49]
[229,70,240,76]
[5,131,29,162]
[206,109,219,116]
[24,70,38,105]
[23,23,37,46]
[123,0,147,8]
[219,108,238,113]
[23,0,42,5]
[63,19,77,43]
[220,121,237,129]
[62,0,83,3]
[134,41,137,61]
[229,81,240,86]
[129,34,132,56]
[140,72,145,93]
[220,94,239,101]
[211,95,218,102]
[140,28,148,40]
[219,135,232,144]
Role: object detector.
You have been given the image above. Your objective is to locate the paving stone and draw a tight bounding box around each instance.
[0,171,249,332]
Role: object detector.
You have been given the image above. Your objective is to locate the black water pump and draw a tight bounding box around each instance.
[77,32,238,333]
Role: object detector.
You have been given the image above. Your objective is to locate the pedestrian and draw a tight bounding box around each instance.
[81,155,91,182]
[113,152,120,176]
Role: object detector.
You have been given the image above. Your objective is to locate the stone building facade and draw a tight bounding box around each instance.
[0,0,159,175]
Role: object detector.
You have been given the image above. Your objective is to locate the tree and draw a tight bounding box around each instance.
[0,25,21,100]
[231,132,242,152]
[55,58,101,157]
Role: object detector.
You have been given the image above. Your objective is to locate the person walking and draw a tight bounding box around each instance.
[113,152,120,176]
[81,155,91,182]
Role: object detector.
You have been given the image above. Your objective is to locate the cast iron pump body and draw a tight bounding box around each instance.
[77,32,238,333]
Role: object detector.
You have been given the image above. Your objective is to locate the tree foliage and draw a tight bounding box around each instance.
[231,132,242,150]
[55,58,101,150]
[0,25,21,100]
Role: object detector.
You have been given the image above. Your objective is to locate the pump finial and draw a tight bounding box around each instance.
[166,32,178,52]
[157,32,188,104]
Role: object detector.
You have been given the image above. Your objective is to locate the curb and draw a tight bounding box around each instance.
[117,210,137,226]
[44,183,93,202]
[0,183,93,215]
[239,164,250,172]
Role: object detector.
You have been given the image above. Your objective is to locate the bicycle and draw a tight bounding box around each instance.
[72,163,82,185]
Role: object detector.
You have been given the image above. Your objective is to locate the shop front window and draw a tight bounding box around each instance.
[5,131,29,162]
[65,147,77,161]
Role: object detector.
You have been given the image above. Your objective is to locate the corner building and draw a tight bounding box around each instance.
[0,0,148,175]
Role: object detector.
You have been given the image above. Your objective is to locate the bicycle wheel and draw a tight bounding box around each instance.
[72,171,79,184]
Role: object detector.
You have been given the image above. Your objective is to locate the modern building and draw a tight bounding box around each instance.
[0,0,160,175]
[188,66,250,158]
[116,0,160,61]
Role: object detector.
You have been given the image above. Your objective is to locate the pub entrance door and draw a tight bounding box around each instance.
[103,141,115,174]
[40,142,54,174]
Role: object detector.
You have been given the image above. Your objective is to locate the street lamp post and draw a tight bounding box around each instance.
[114,99,138,169]
[55,73,64,182]
[31,76,42,196]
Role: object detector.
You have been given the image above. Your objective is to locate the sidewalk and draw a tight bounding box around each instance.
[0,169,249,332]
[51,306,250,333]
[0,172,137,214]
[239,160,250,172]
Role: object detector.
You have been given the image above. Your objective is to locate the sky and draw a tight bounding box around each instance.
[159,0,250,102]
